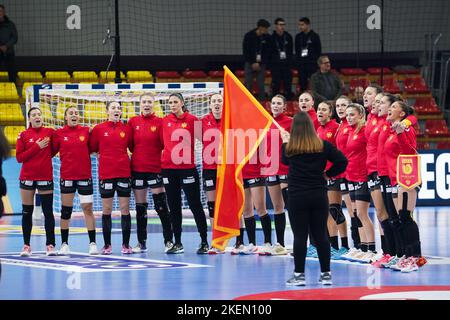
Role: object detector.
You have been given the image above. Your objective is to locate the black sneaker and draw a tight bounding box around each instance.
[166,243,184,254]
[196,242,209,254]
[319,272,332,285]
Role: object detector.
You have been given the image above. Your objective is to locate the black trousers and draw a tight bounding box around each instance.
[271,62,293,99]
[297,62,317,92]
[288,189,330,273]
[0,54,16,82]
[161,168,208,244]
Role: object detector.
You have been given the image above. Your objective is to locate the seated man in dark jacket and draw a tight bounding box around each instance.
[310,56,342,105]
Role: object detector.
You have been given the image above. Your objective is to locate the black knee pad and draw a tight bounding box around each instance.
[152,193,168,215]
[22,205,34,216]
[136,203,148,218]
[207,201,215,218]
[60,206,73,220]
[329,204,346,225]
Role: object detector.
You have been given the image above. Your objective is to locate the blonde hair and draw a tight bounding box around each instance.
[346,103,366,133]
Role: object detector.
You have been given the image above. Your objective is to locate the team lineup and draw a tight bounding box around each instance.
[15,86,427,285]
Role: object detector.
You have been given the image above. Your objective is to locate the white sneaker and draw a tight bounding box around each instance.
[164,241,174,253]
[270,243,288,256]
[340,248,359,260]
[89,242,99,255]
[58,243,70,256]
[359,251,377,264]
[390,255,407,271]
[258,243,273,256]
[231,244,245,255]
[46,245,57,256]
[349,250,368,262]
[400,257,419,273]
[241,243,258,255]
[20,245,32,257]
[370,251,384,264]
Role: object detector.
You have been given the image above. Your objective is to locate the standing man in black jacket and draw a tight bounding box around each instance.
[270,18,293,100]
[295,17,321,93]
[0,5,18,83]
[243,19,271,101]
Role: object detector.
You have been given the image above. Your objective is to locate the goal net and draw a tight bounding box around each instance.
[26,82,223,213]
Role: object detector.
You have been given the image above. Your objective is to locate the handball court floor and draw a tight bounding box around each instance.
[0,207,450,300]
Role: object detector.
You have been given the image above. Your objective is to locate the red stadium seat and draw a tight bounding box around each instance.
[340,68,367,76]
[424,119,450,137]
[417,142,430,150]
[413,123,425,137]
[208,70,224,80]
[285,101,300,116]
[367,67,393,75]
[155,71,181,82]
[380,77,401,94]
[235,70,245,78]
[404,77,430,94]
[349,78,370,92]
[182,70,207,79]
[437,141,450,150]
[413,97,441,115]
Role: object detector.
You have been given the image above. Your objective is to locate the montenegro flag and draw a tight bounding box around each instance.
[212,66,273,250]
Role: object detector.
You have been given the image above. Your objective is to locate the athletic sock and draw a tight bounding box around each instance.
[61,229,69,244]
[368,242,376,253]
[341,237,349,250]
[244,216,256,245]
[121,214,131,247]
[380,235,387,254]
[22,205,34,246]
[40,194,55,246]
[260,214,272,245]
[236,228,245,246]
[88,230,96,243]
[274,212,286,246]
[102,214,112,246]
[361,243,368,252]
[330,236,339,250]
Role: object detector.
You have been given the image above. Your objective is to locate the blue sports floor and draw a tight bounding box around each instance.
[0,207,449,300]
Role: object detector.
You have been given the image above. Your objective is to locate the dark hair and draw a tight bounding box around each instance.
[272,94,287,105]
[367,84,383,94]
[169,93,187,112]
[0,128,11,160]
[299,17,311,25]
[394,101,415,119]
[317,55,329,66]
[0,5,5,10]
[382,93,403,105]
[285,111,323,156]
[64,106,78,119]
[318,100,335,115]
[257,19,270,28]
[27,107,41,118]
[274,17,285,25]
[106,100,121,110]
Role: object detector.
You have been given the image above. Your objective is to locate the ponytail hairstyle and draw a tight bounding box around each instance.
[169,93,187,112]
[394,100,415,120]
[346,103,366,133]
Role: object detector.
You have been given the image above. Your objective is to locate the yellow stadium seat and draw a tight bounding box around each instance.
[127,71,153,83]
[83,103,107,124]
[21,82,41,99]
[0,72,9,82]
[44,71,71,83]
[0,82,19,102]
[99,71,126,83]
[153,101,164,118]
[17,71,43,84]
[0,103,24,125]
[72,71,99,83]
[4,125,26,146]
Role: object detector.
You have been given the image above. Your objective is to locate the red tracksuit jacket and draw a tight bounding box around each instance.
[264,113,292,176]
[161,112,200,170]
[128,114,164,173]
[201,113,221,171]
[317,119,339,171]
[345,125,368,182]
[53,125,92,180]
[89,121,132,180]
[16,126,55,181]
[366,116,383,175]
[335,118,351,179]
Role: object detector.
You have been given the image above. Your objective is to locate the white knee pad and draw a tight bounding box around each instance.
[79,194,93,204]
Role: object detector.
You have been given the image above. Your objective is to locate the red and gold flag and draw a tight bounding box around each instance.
[397,154,421,189]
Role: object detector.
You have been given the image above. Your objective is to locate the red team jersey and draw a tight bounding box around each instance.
[89,121,132,180]
[365,113,379,140]
[128,114,164,173]
[383,126,417,186]
[201,113,221,171]
[16,126,55,181]
[366,115,383,175]
[53,125,92,180]
[264,113,292,176]
[317,119,339,171]
[345,125,368,182]
[307,108,320,130]
[161,112,200,170]
[335,118,351,179]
